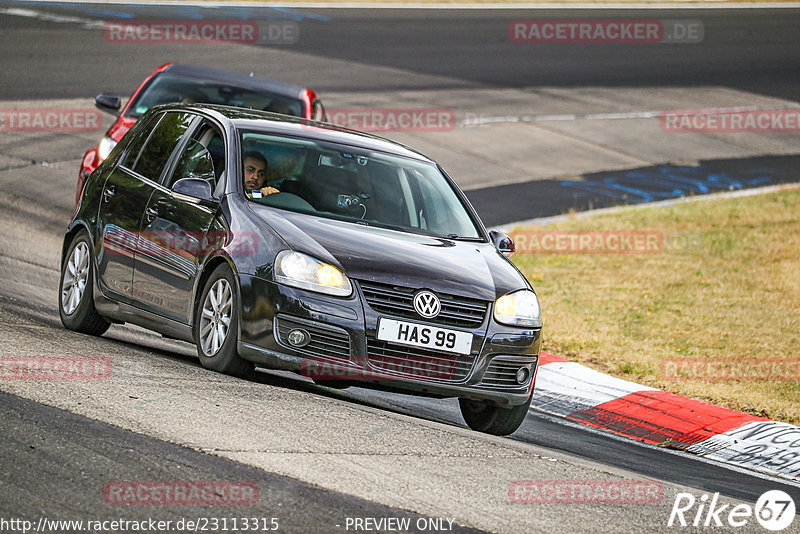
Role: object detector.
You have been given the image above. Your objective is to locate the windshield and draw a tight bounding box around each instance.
[240,131,482,240]
[126,73,305,119]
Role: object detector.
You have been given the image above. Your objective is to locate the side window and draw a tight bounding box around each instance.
[120,113,162,170]
[408,169,476,237]
[165,123,225,191]
[131,112,194,182]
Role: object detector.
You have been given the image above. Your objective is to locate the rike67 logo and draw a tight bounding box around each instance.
[668,490,795,531]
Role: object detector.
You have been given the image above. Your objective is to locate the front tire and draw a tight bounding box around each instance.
[459,394,532,436]
[59,231,110,336]
[194,263,253,378]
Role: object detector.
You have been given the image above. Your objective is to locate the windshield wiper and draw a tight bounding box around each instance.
[444,234,483,241]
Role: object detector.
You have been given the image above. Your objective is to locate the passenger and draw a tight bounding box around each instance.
[243,151,279,198]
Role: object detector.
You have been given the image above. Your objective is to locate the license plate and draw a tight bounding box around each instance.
[377,318,473,355]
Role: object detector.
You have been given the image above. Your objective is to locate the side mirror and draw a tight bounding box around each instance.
[172,178,218,208]
[489,230,515,257]
[94,93,121,116]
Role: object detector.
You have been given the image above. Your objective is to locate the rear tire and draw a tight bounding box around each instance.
[459,394,532,436]
[59,231,110,336]
[194,263,254,378]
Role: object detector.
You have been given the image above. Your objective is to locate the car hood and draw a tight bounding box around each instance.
[250,206,529,301]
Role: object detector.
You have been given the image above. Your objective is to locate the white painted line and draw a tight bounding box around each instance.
[461,106,798,127]
[18,0,800,9]
[583,111,664,120]
[0,7,103,27]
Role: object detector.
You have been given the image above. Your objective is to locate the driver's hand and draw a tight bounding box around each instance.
[260,186,280,196]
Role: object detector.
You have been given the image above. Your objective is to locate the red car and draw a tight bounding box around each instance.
[77,63,327,205]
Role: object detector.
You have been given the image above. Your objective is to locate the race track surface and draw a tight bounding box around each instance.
[1,3,799,532]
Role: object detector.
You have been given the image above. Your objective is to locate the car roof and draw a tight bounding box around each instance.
[161,64,307,100]
[163,103,435,163]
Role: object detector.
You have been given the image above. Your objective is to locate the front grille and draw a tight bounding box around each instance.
[358,280,488,328]
[477,356,537,389]
[275,316,351,360]
[366,339,475,382]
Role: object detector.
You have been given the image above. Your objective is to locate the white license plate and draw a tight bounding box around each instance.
[377,318,473,355]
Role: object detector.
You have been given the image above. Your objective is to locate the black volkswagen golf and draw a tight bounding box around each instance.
[60,104,542,435]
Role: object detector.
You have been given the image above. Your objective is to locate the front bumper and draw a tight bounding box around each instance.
[237,274,542,406]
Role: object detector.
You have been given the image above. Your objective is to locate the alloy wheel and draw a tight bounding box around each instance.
[199,278,233,356]
[61,241,90,315]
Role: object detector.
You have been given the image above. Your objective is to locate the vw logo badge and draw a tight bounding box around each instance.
[413,290,441,318]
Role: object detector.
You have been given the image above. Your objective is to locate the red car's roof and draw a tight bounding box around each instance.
[155,63,309,100]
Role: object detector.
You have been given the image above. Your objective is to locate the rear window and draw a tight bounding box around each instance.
[126,73,305,119]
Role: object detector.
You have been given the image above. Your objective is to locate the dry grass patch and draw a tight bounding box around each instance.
[512,188,800,424]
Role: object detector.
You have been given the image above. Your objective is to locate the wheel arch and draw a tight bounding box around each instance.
[62,221,94,265]
[192,253,240,336]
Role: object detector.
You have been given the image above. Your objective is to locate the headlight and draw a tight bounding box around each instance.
[97,136,117,160]
[494,290,542,328]
[274,250,352,297]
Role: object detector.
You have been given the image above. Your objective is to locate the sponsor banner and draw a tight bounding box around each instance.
[661,109,800,133]
[509,480,663,504]
[0,356,111,380]
[0,108,102,132]
[327,108,456,132]
[510,19,703,44]
[688,421,800,479]
[104,481,258,506]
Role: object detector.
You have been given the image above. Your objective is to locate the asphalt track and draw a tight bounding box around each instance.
[0,4,799,100]
[469,153,800,225]
[0,390,486,534]
[1,3,800,533]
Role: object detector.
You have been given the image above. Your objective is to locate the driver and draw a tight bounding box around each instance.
[243,151,279,198]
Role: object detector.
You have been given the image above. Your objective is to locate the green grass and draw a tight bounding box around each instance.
[511,188,800,424]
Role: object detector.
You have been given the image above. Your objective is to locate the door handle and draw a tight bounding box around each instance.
[144,206,158,223]
[103,185,116,203]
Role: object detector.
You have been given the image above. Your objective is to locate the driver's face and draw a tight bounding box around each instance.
[244,157,267,190]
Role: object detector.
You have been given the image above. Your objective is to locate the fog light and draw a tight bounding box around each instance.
[287,328,310,347]
[515,367,530,384]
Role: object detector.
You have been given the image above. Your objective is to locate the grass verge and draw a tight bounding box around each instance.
[511,188,800,425]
